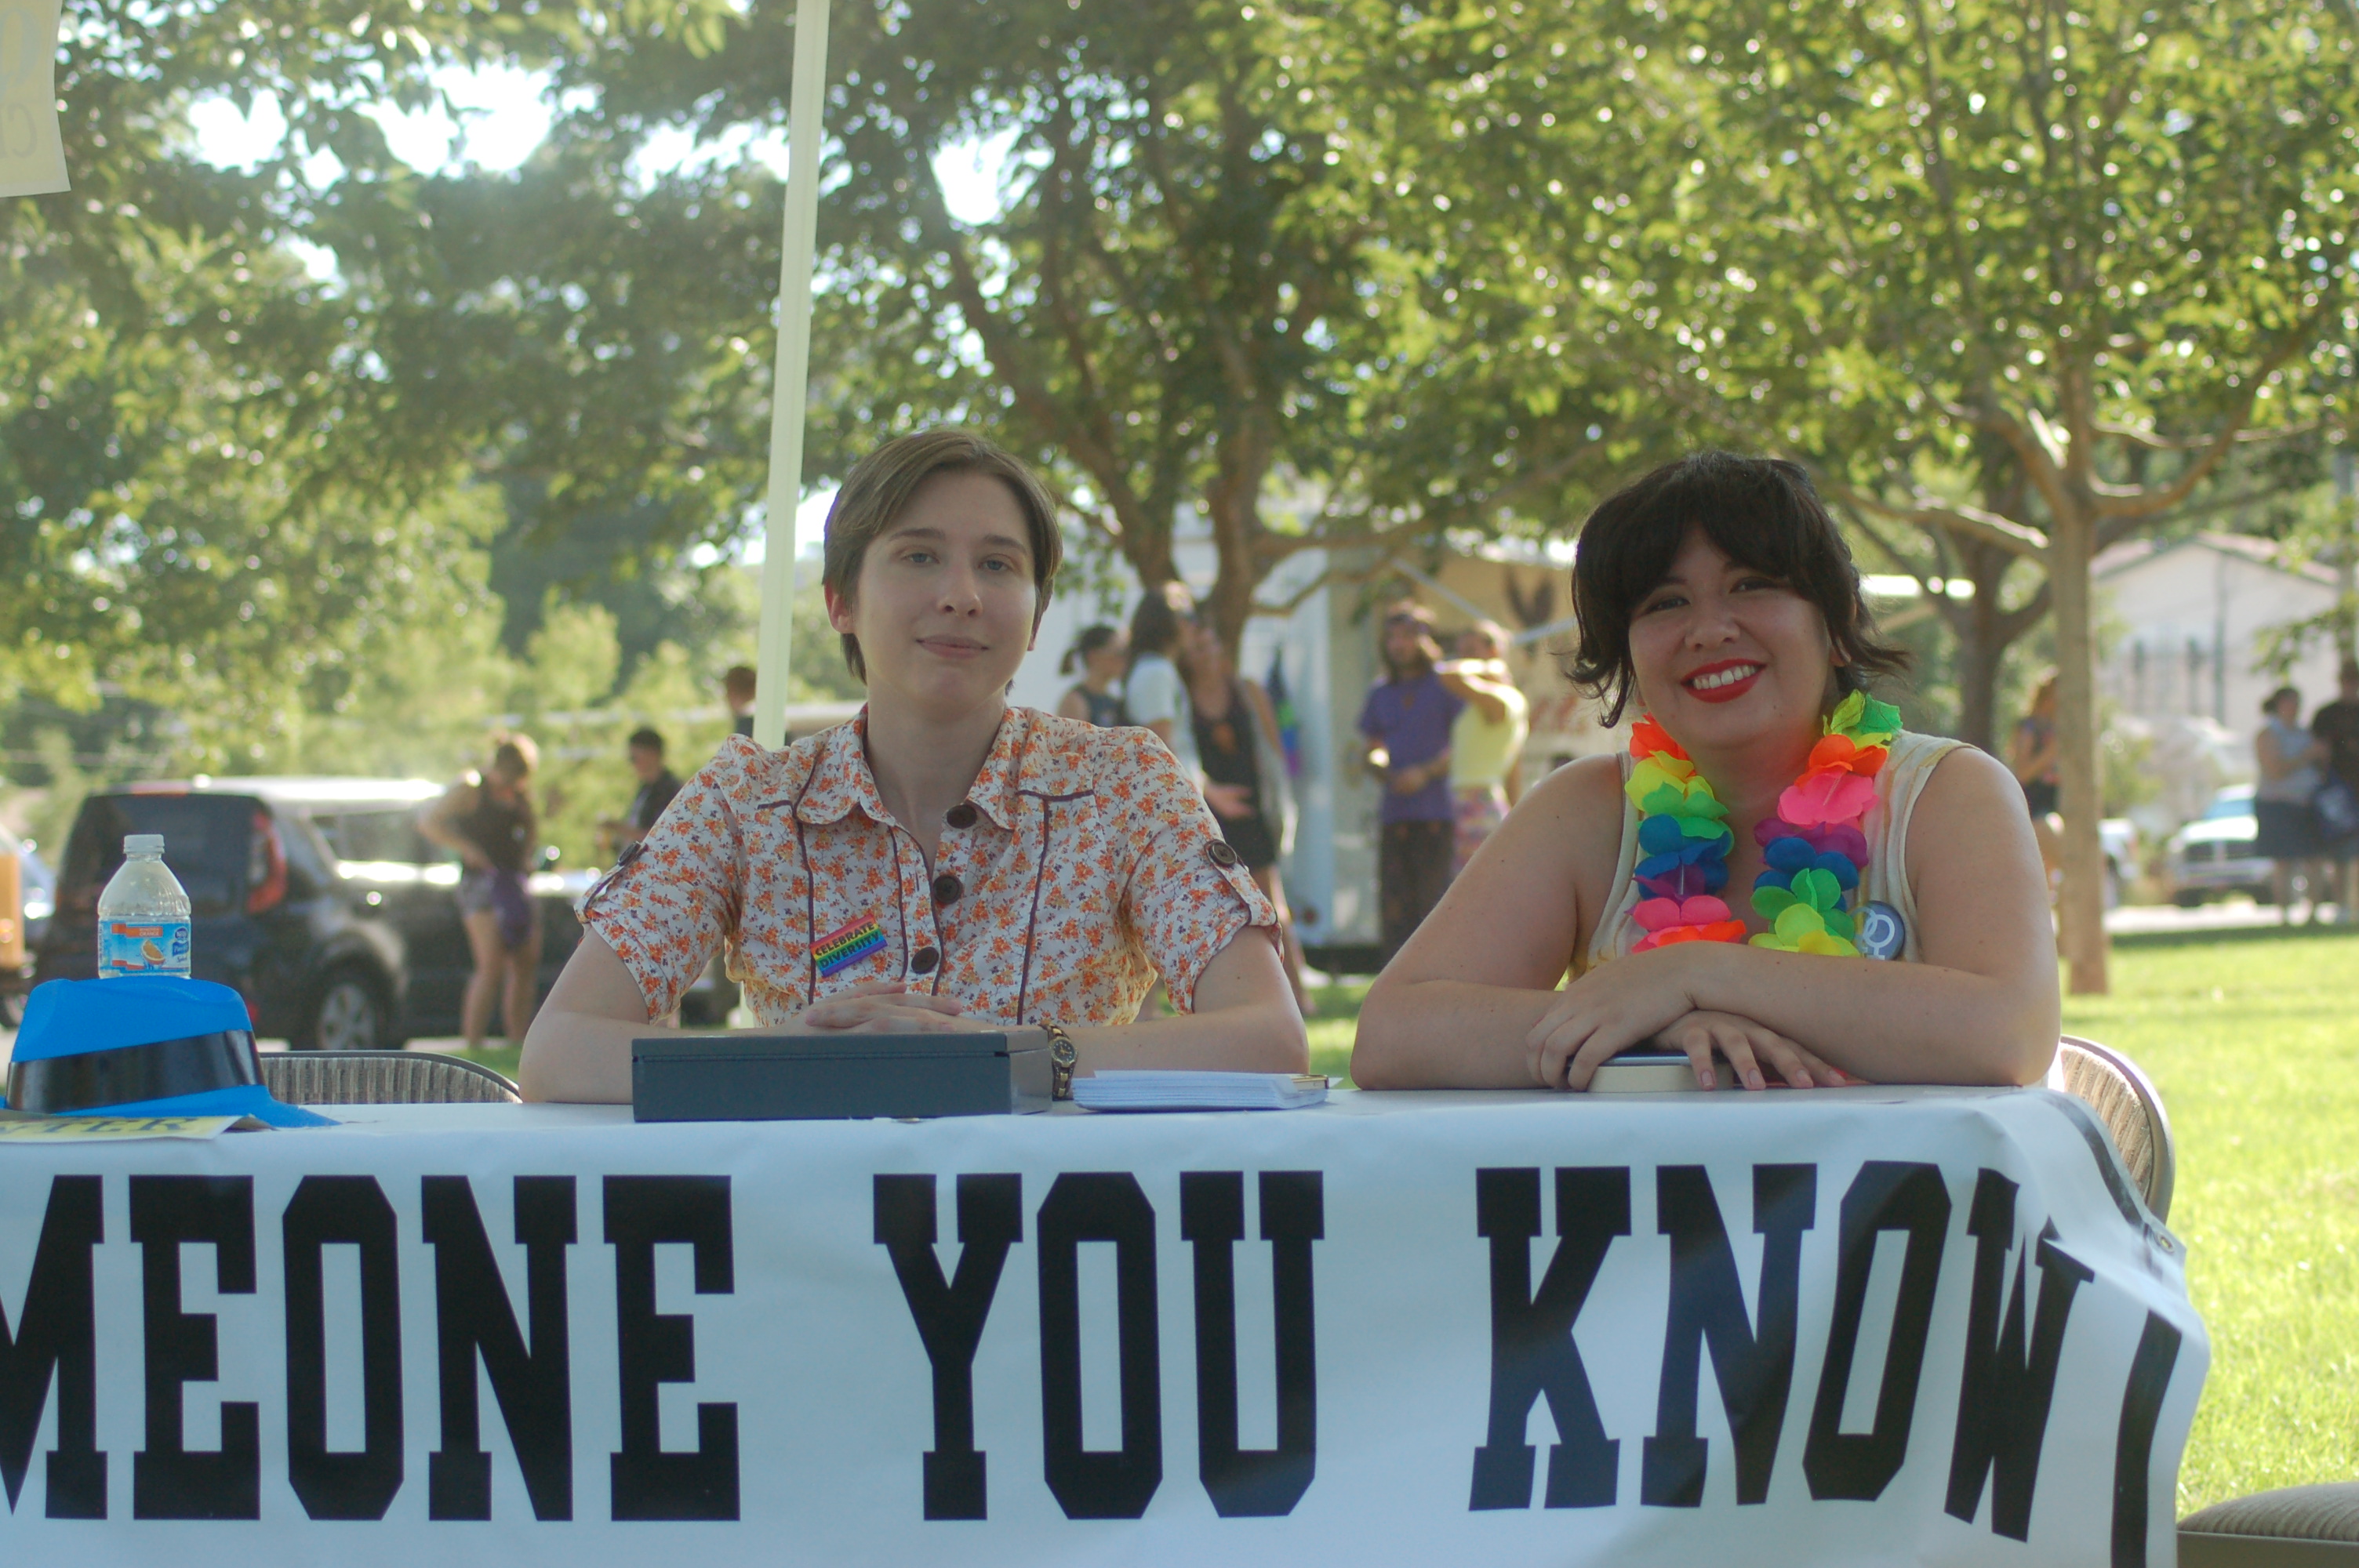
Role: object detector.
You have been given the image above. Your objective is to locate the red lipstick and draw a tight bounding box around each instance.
[1682,659,1762,704]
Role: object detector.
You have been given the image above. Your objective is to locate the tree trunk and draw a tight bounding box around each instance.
[1940,535,2047,757]
[1200,487,1258,657]
[1199,426,1274,657]
[2048,504,2109,995]
[1944,448,2038,755]
[1948,572,2003,755]
[1115,514,1179,592]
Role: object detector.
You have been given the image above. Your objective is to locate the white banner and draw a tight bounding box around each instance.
[0,1087,2203,1566]
[0,0,66,198]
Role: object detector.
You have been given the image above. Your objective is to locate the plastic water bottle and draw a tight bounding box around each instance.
[96,834,192,978]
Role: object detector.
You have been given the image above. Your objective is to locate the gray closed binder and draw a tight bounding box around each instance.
[631,1029,1054,1121]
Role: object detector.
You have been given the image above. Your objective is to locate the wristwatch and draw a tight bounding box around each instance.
[1045,1022,1077,1101]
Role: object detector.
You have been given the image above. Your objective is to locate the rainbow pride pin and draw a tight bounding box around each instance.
[815,916,887,978]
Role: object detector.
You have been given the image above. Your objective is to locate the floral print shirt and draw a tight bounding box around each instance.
[580,706,1278,1026]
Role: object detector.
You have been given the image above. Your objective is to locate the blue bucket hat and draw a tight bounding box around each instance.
[7,976,335,1128]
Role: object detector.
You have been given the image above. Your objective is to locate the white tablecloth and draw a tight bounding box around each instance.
[0,1085,2202,1566]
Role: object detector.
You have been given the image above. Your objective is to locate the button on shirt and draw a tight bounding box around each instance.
[582,709,1278,1026]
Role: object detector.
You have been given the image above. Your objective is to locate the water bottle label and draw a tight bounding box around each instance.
[99,919,192,978]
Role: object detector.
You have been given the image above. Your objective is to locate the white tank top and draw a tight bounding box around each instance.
[1583,729,1965,971]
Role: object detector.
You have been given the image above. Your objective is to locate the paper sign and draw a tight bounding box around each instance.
[0,0,67,198]
[0,1113,243,1141]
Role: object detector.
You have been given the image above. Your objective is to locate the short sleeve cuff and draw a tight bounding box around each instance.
[1165,883,1278,1013]
[582,885,690,1021]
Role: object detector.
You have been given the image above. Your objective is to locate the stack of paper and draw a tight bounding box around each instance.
[1073,1071,1330,1112]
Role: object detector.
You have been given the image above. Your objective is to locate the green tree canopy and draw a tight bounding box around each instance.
[1452,0,2357,989]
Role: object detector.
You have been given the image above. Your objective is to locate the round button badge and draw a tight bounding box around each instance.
[1857,900,1906,960]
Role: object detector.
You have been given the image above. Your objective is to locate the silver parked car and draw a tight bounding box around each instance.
[2165,786,2273,905]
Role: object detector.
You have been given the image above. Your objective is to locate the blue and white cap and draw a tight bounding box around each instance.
[6,976,334,1127]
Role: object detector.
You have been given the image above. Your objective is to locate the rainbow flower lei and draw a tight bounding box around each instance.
[1625,691,1904,956]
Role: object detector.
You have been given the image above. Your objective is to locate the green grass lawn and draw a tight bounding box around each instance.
[453,935,2351,1512]
[447,1042,523,1083]
[1307,978,1369,1084]
[2068,925,2359,1513]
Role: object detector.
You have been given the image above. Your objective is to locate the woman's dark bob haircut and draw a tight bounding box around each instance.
[1568,451,1909,725]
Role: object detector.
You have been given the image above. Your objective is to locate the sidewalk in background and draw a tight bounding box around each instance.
[2106,899,2339,938]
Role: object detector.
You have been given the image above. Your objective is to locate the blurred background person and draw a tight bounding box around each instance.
[1360,601,1461,961]
[1125,582,1202,779]
[2008,672,2064,887]
[1123,583,1209,1018]
[1187,619,1308,1011]
[725,663,758,739]
[2310,659,2359,916]
[423,734,545,1049]
[600,726,681,861]
[1438,620,1528,877]
[1057,623,1131,727]
[2256,684,2331,924]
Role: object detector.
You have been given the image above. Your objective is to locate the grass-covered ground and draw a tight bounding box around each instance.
[453,930,2354,1512]
[2065,926,2359,1512]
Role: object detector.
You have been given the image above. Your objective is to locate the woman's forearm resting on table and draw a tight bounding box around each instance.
[1072,931,1309,1076]
[517,933,661,1103]
[518,927,1307,1104]
[1354,941,2057,1092]
[1348,980,1561,1090]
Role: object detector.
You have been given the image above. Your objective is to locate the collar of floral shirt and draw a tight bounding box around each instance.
[787,706,1054,833]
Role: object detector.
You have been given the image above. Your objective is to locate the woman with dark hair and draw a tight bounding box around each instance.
[518,428,1305,1102]
[1354,451,2059,1092]
[2255,684,2329,923]
[1187,621,1309,1010]
[1056,624,1130,727]
[422,735,544,1051]
[1124,582,1202,778]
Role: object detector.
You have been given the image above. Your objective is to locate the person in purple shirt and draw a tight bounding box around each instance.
[1360,601,1465,960]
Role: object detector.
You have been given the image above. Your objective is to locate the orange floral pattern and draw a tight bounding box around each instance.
[580,708,1278,1026]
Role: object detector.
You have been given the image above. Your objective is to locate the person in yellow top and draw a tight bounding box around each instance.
[1438,622,1529,876]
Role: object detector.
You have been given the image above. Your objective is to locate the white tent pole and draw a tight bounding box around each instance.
[751,0,834,750]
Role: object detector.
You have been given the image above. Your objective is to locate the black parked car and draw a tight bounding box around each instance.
[36,778,593,1048]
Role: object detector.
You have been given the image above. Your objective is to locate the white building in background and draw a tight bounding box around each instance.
[2094,532,2344,827]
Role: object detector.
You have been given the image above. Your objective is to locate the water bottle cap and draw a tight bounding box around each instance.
[122,834,165,855]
